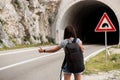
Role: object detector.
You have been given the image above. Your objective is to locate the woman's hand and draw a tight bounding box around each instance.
[38,47,44,53]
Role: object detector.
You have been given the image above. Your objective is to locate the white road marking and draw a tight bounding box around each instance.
[0,46,55,56]
[0,48,38,56]
[0,50,64,71]
[84,48,105,62]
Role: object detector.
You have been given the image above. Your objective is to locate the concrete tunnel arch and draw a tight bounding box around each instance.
[54,0,119,45]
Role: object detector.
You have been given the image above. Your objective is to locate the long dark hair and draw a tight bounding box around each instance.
[64,25,77,39]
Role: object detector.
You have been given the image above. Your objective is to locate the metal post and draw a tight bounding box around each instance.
[105,31,108,63]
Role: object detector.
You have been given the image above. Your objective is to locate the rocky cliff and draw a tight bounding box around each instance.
[0,0,60,48]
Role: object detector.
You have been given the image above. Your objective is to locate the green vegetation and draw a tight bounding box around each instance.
[0,39,3,43]
[111,44,120,48]
[0,18,7,25]
[83,50,120,75]
[12,0,21,9]
[0,35,56,51]
[23,36,30,42]
[46,36,55,44]
[0,43,55,51]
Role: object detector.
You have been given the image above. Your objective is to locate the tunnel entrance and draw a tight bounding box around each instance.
[63,1,119,45]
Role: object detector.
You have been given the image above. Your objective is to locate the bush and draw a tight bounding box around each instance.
[46,36,55,44]
[0,39,3,43]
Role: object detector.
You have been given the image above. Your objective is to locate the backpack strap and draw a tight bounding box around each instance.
[72,38,77,43]
[60,55,66,80]
[61,55,66,69]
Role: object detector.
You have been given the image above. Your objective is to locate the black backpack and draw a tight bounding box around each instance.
[60,38,85,80]
[62,38,85,73]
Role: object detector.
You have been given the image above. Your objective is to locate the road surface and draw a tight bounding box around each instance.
[0,45,105,80]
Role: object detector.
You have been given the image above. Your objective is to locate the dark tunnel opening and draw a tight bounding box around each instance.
[66,1,119,45]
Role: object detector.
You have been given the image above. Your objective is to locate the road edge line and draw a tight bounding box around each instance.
[0,51,64,71]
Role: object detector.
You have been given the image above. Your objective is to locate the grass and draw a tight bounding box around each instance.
[83,50,120,75]
[0,43,55,51]
[111,44,120,48]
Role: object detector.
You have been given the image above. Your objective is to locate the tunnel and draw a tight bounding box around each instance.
[60,1,119,45]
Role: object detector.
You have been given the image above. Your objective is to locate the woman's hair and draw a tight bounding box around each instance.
[64,25,77,39]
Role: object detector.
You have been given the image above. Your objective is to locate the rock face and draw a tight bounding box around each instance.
[0,0,60,48]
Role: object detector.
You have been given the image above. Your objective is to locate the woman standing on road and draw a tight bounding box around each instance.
[39,25,84,80]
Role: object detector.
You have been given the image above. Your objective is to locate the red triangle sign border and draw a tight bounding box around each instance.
[95,12,116,32]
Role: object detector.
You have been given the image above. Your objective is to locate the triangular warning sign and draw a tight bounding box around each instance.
[95,12,116,32]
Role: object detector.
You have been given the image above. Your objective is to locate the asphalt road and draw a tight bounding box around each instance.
[0,45,105,80]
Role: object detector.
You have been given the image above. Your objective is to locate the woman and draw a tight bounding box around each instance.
[39,25,84,80]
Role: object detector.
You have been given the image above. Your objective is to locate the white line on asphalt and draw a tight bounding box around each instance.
[84,48,105,62]
[0,46,55,56]
[0,48,37,56]
[0,50,64,71]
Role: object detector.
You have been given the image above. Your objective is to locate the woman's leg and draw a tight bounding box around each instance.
[74,73,81,80]
[64,73,71,80]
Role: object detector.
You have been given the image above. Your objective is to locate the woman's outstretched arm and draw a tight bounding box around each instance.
[38,45,61,53]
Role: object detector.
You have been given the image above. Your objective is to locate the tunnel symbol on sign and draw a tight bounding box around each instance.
[102,23,109,28]
[95,12,116,32]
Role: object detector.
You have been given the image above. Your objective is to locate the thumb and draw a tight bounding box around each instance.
[38,47,43,53]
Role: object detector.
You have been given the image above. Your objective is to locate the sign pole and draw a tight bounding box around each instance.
[105,31,109,63]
